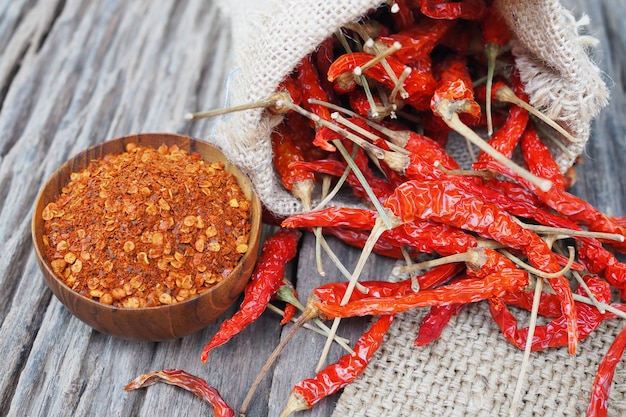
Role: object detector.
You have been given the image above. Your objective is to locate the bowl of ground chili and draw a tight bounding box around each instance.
[32,133,262,341]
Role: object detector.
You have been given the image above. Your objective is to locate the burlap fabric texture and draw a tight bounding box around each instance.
[211,1,614,416]
[331,289,626,416]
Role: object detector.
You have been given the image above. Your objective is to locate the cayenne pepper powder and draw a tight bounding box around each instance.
[41,143,252,308]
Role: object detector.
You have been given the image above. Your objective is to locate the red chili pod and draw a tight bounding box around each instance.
[587,324,626,417]
[417,0,486,20]
[125,369,235,417]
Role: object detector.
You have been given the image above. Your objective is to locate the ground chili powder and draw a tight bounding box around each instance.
[41,143,252,308]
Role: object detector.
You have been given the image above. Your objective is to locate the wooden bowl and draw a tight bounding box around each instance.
[32,133,262,341]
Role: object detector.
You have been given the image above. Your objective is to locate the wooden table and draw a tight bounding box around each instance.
[1,1,624,416]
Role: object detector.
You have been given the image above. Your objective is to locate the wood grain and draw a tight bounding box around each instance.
[0,0,624,416]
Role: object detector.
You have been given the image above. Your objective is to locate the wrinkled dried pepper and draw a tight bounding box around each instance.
[125,369,235,417]
[282,314,394,415]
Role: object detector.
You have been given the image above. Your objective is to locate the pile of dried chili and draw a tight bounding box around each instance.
[41,143,252,308]
[127,2,626,417]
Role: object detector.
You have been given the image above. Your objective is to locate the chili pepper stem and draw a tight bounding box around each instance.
[239,305,318,417]
[513,219,625,242]
[357,72,381,119]
[394,247,488,275]
[352,40,397,74]
[315,216,398,371]
[291,180,314,214]
[332,113,409,155]
[484,43,500,136]
[185,91,292,120]
[316,232,370,294]
[307,97,416,150]
[509,272,544,417]
[499,246,575,279]
[327,112,388,159]
[434,161,496,180]
[266,303,355,354]
[573,294,626,320]
[572,270,606,314]
[399,247,420,292]
[280,391,309,417]
[433,100,553,192]
[355,36,408,99]
[389,66,412,103]
[495,85,577,143]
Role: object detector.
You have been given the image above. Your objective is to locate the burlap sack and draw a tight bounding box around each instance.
[210,1,613,415]
[211,0,608,217]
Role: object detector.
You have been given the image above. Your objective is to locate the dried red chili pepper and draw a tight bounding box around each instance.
[481,2,510,47]
[376,17,455,64]
[387,128,573,232]
[613,216,626,228]
[323,226,413,259]
[499,289,564,318]
[312,263,464,306]
[289,159,394,202]
[327,52,437,110]
[587,325,626,417]
[200,228,301,363]
[313,36,338,105]
[414,248,510,346]
[296,55,336,152]
[472,103,529,170]
[520,124,567,190]
[282,206,479,258]
[384,179,578,353]
[313,268,527,319]
[431,53,481,123]
[415,301,468,346]
[281,314,394,416]
[271,118,316,206]
[418,0,486,20]
[578,240,626,300]
[297,55,332,123]
[484,155,626,254]
[281,111,329,162]
[124,369,234,417]
[282,207,377,231]
[489,276,616,351]
[277,75,303,108]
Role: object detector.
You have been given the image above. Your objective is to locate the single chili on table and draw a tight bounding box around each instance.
[124,369,235,417]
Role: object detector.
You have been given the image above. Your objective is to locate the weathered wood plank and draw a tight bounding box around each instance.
[0,0,241,416]
[0,0,624,416]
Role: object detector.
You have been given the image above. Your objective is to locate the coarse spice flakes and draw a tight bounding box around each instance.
[41,143,252,308]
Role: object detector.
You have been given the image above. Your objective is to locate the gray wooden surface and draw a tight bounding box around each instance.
[0,1,624,416]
